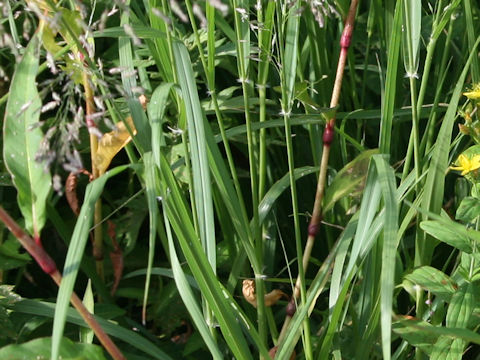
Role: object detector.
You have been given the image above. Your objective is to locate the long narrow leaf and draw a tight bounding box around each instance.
[172,41,216,271]
[3,34,51,238]
[372,155,399,360]
[51,165,131,359]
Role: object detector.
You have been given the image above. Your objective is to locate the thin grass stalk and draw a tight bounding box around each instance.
[403,0,421,186]
[82,65,104,281]
[184,0,250,230]
[273,0,312,355]
[0,207,125,360]
[464,0,480,82]
[424,20,455,154]
[257,3,267,203]
[360,0,375,106]
[278,0,359,344]
[256,0,277,347]
[231,0,260,237]
[231,0,267,349]
[152,0,199,237]
[183,0,256,338]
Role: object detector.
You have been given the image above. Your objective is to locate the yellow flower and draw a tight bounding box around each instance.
[464,84,480,99]
[451,154,480,175]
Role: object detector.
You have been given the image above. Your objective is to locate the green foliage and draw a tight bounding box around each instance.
[0,337,106,360]
[3,35,51,238]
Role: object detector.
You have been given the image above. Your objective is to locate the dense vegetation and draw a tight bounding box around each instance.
[1,0,480,359]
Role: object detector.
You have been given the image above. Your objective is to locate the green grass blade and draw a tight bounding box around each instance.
[3,34,51,238]
[372,155,399,360]
[119,11,151,152]
[276,237,343,360]
[379,1,402,153]
[172,41,216,271]
[148,83,174,164]
[51,165,131,360]
[420,37,480,263]
[141,153,159,325]
[165,210,223,359]
[157,152,268,359]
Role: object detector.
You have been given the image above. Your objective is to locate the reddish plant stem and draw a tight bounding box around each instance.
[0,206,126,360]
[278,0,359,344]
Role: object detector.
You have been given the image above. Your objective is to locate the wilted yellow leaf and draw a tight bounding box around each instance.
[93,117,136,174]
[242,279,287,308]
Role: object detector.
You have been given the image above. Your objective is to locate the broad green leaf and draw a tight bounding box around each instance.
[404,266,457,302]
[420,220,473,253]
[3,34,51,238]
[323,149,378,213]
[393,320,437,355]
[394,316,480,345]
[456,197,480,223]
[446,282,475,329]
[431,336,464,360]
[0,337,106,360]
[0,237,30,270]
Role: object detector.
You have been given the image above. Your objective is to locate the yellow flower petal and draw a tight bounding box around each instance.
[451,154,480,175]
[464,84,480,100]
[463,90,480,100]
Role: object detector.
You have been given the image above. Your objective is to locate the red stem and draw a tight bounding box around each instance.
[0,206,126,360]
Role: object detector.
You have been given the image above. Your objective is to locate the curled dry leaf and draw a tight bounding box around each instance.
[242,279,288,308]
[93,117,137,174]
[65,172,79,216]
[65,169,93,216]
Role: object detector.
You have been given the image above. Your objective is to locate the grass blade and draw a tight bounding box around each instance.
[172,41,216,271]
[372,155,399,360]
[51,166,131,360]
